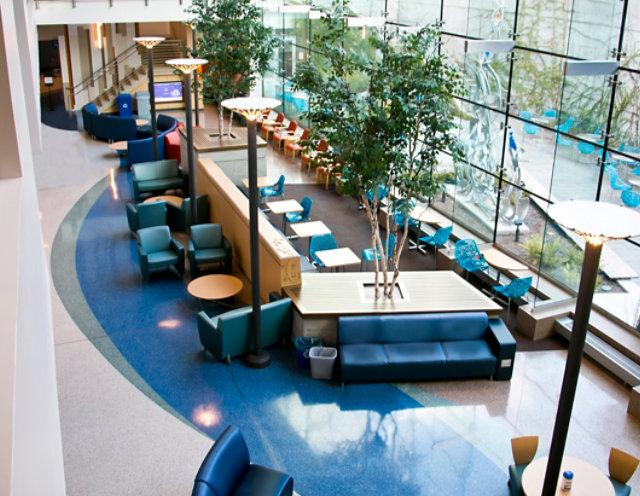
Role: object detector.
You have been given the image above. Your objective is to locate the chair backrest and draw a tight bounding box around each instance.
[275,112,285,123]
[300,128,309,140]
[519,110,533,120]
[578,141,595,154]
[433,225,453,246]
[504,276,533,299]
[622,190,640,207]
[194,425,250,496]
[275,174,285,193]
[285,120,297,133]
[511,436,538,466]
[309,234,337,259]
[191,223,223,250]
[543,108,557,119]
[455,239,481,261]
[132,159,179,181]
[317,138,329,152]
[156,113,178,132]
[609,447,639,484]
[557,117,574,133]
[182,194,210,226]
[137,202,167,229]
[300,196,313,219]
[138,225,171,253]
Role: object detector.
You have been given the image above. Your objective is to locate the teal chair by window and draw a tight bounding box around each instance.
[577,140,596,162]
[309,233,338,269]
[126,201,167,234]
[454,239,489,278]
[166,194,210,232]
[621,190,640,208]
[284,196,312,234]
[543,108,557,120]
[555,117,574,146]
[392,199,419,230]
[508,436,539,496]
[136,225,184,282]
[188,223,232,277]
[609,167,632,196]
[260,174,285,201]
[360,233,395,270]
[519,110,539,137]
[493,276,533,324]
[418,225,453,254]
[608,447,639,496]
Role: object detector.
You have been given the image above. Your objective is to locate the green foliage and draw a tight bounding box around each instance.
[187,0,278,105]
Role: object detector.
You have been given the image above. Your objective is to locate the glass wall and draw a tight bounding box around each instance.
[263,0,640,331]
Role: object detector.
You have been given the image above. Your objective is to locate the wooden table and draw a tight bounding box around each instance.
[108,140,128,167]
[241,177,273,190]
[289,220,331,254]
[187,274,243,302]
[481,246,528,283]
[135,118,149,126]
[266,199,303,231]
[522,456,614,496]
[314,247,360,271]
[143,195,184,207]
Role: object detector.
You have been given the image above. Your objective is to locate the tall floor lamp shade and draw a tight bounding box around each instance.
[165,58,207,225]
[542,200,640,495]
[133,36,165,161]
[221,97,281,369]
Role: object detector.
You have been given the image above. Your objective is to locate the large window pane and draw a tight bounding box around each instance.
[517,0,570,53]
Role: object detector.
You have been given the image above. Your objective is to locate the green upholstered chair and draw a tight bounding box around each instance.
[196,298,292,364]
[188,223,232,277]
[608,447,639,496]
[166,194,210,232]
[136,225,184,282]
[125,201,167,234]
[508,435,538,496]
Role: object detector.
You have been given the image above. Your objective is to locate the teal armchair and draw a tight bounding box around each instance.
[196,298,292,364]
[136,225,184,282]
[188,223,232,277]
[166,194,210,232]
[125,201,167,234]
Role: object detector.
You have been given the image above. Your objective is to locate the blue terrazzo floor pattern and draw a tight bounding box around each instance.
[62,169,511,496]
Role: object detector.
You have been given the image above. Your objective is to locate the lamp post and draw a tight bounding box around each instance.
[166,58,208,226]
[190,25,200,127]
[541,200,640,496]
[221,97,281,369]
[134,36,165,161]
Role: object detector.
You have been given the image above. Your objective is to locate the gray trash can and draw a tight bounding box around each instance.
[309,346,337,380]
[136,91,150,119]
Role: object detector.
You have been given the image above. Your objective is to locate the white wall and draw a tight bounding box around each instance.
[0,0,66,494]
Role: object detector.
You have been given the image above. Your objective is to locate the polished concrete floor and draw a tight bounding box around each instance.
[35,108,640,495]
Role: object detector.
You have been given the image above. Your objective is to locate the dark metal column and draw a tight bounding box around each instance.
[541,240,603,495]
[148,48,158,161]
[184,72,197,225]
[192,28,200,127]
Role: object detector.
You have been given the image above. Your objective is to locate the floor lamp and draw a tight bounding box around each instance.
[165,58,207,226]
[190,25,200,127]
[542,200,640,495]
[221,97,281,369]
[134,36,165,161]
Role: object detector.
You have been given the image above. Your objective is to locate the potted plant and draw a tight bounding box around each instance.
[293,0,463,299]
[187,0,278,136]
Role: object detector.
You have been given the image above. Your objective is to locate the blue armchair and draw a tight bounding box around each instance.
[191,425,293,496]
[360,233,395,270]
[454,239,489,278]
[188,223,232,277]
[309,233,338,268]
[260,175,285,201]
[418,225,453,253]
[167,194,210,232]
[136,226,184,282]
[126,201,167,234]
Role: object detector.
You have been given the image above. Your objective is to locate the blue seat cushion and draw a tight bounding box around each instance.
[195,247,228,263]
[383,342,447,379]
[340,343,390,381]
[138,177,185,192]
[234,464,293,496]
[441,340,496,377]
[147,250,180,268]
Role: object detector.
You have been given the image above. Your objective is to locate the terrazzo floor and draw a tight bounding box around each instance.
[36,106,640,495]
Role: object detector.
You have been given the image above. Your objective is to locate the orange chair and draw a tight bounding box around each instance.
[302,138,329,175]
[273,120,297,150]
[261,112,284,140]
[284,128,309,159]
[316,157,343,190]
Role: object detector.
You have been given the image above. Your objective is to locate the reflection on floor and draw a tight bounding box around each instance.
[37,119,640,495]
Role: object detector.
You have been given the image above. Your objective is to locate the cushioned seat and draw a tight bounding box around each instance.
[188,223,232,277]
[136,225,184,282]
[167,194,210,232]
[131,159,186,202]
[125,201,167,233]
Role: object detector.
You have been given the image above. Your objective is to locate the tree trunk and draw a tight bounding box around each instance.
[218,104,224,137]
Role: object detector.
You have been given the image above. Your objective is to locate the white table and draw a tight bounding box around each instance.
[241,177,273,190]
[480,246,528,283]
[314,247,361,271]
[289,221,331,254]
[522,456,614,496]
[266,199,303,231]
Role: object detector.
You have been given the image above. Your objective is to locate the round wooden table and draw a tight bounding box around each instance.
[522,456,614,496]
[108,140,128,152]
[187,274,243,301]
[142,195,184,207]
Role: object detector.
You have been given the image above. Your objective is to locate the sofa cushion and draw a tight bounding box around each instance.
[383,342,448,380]
[195,247,228,264]
[133,159,179,181]
[441,340,497,377]
[137,177,184,192]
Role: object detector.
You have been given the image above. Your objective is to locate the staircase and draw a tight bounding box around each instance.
[93,65,147,113]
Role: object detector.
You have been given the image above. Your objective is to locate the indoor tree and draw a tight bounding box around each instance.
[187,0,278,136]
[294,0,463,299]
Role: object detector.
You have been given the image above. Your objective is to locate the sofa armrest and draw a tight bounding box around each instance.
[486,318,516,380]
[197,311,223,359]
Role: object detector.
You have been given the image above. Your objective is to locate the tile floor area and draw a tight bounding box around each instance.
[35,108,640,495]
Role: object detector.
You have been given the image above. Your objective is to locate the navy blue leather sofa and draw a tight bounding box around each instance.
[127,113,178,166]
[192,425,293,496]
[338,311,516,382]
[81,102,137,142]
